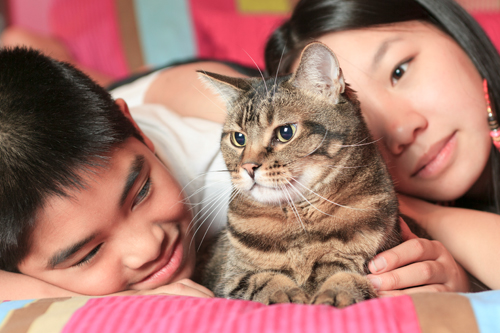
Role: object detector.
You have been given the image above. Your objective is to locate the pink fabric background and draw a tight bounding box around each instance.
[62,295,421,333]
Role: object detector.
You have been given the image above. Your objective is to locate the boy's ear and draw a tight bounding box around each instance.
[115,98,155,152]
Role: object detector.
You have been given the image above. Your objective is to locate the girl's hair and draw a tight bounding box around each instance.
[265,0,500,212]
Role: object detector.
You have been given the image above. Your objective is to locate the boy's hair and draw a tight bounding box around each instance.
[0,47,142,272]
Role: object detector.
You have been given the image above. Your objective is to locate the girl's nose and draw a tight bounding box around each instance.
[382,108,428,156]
[121,224,165,270]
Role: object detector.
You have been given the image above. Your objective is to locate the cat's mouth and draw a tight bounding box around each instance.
[248,180,303,204]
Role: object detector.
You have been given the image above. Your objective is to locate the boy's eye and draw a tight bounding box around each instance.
[134,178,152,207]
[231,132,247,147]
[276,124,297,143]
[74,243,102,267]
[391,60,410,85]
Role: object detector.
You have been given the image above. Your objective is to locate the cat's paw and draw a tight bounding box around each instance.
[268,287,310,305]
[310,288,368,307]
[310,273,377,308]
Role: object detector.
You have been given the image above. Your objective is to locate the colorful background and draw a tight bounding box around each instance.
[2,0,500,81]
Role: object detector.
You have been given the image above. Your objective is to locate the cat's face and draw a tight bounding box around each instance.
[201,43,364,205]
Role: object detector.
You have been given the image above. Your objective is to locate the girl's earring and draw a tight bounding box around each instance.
[484,79,500,152]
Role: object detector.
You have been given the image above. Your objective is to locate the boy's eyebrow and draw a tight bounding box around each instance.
[371,37,403,71]
[48,234,97,268]
[47,155,146,269]
[120,155,145,206]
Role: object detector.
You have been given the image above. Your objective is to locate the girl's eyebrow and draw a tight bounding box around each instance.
[119,155,145,207]
[371,37,403,71]
[48,234,97,268]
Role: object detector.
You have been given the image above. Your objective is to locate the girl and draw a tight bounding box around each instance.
[260,0,500,293]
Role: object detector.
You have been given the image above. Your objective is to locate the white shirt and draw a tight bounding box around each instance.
[111,71,230,244]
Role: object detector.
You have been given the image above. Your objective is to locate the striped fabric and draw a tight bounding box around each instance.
[0,295,420,333]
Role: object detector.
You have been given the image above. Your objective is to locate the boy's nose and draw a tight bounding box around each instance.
[122,224,164,270]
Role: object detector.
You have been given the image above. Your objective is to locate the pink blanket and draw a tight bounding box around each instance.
[0,295,420,333]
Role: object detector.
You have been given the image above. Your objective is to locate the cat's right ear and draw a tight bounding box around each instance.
[198,71,252,107]
[290,42,345,104]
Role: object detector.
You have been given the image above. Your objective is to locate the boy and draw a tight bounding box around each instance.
[0,46,234,300]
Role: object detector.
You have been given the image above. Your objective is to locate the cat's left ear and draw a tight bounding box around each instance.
[198,71,252,107]
[290,42,345,104]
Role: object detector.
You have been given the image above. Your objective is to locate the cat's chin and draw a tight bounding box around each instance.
[248,183,303,205]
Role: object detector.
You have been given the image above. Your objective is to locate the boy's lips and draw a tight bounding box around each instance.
[411,132,457,178]
[132,234,183,287]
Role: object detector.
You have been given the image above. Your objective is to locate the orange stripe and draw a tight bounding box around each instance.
[115,0,146,73]
[0,298,69,333]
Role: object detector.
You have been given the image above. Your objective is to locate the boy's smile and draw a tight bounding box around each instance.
[18,137,196,295]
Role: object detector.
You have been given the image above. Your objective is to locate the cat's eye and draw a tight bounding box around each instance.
[231,132,247,147]
[391,60,410,85]
[276,124,297,143]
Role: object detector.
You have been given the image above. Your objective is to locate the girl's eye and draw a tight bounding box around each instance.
[276,124,297,143]
[391,61,410,85]
[133,178,152,207]
[231,132,247,147]
[74,244,102,267]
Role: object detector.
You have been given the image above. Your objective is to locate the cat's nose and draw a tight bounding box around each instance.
[242,162,261,179]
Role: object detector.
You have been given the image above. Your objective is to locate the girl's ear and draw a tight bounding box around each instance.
[115,98,155,152]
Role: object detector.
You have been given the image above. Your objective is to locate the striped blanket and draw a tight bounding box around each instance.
[0,295,420,333]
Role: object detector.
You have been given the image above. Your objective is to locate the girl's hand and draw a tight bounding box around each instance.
[366,218,470,296]
[115,279,214,298]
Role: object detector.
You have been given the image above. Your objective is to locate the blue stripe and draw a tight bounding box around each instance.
[463,290,500,333]
[133,0,196,66]
[0,299,35,323]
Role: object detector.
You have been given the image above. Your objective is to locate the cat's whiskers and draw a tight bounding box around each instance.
[330,137,382,148]
[192,84,228,115]
[272,46,287,98]
[180,179,231,210]
[187,185,234,246]
[290,176,373,211]
[325,164,368,170]
[300,129,328,159]
[285,179,336,218]
[273,179,283,208]
[189,185,236,251]
[243,50,269,96]
[280,184,307,233]
[186,187,228,242]
[196,187,241,252]
[178,170,233,210]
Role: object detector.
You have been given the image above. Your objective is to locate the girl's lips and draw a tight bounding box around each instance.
[412,132,457,178]
[132,235,183,288]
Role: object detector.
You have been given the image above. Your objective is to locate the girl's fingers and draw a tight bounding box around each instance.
[368,238,444,274]
[367,260,446,291]
[377,284,449,297]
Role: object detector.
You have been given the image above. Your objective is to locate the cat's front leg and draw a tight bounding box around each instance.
[310,272,376,308]
[226,271,310,305]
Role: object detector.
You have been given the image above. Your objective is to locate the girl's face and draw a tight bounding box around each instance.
[316,21,490,201]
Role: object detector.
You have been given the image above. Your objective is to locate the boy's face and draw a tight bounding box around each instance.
[18,131,196,295]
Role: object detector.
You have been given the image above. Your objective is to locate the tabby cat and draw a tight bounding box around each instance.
[195,42,402,307]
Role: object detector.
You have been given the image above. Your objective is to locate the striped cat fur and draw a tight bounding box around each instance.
[195,42,401,307]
